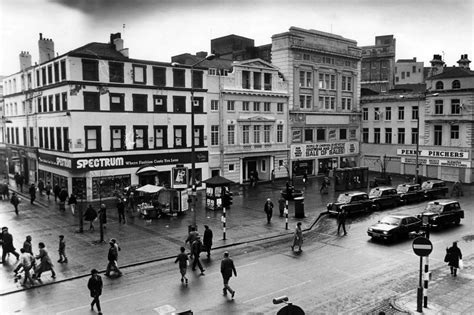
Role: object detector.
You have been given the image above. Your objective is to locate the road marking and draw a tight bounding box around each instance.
[242,280,312,304]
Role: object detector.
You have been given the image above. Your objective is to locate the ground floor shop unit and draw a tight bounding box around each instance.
[5,145,37,186]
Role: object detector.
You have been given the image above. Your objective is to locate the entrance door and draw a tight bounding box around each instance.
[246,160,257,181]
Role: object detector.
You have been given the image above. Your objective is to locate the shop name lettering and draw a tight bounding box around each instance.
[400,149,467,159]
[305,143,346,157]
[76,157,124,169]
[124,158,179,166]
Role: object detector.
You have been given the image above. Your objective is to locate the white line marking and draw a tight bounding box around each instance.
[243,280,312,304]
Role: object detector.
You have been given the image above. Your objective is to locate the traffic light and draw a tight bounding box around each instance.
[223,191,233,207]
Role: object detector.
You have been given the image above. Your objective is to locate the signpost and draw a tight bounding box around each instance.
[412,237,433,312]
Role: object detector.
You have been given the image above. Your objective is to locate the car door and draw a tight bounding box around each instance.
[405,217,420,232]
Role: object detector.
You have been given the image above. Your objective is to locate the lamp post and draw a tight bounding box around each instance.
[172,54,215,229]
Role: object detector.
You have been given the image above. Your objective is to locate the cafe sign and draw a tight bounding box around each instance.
[291,141,359,159]
[397,149,469,159]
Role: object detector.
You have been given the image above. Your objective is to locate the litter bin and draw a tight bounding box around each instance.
[294,197,305,218]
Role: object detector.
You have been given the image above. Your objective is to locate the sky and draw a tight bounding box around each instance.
[0,0,473,75]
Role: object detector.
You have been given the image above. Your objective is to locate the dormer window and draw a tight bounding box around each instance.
[452,80,461,89]
[435,81,444,90]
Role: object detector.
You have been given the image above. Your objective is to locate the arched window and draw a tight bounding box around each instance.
[452,80,461,89]
[435,81,444,90]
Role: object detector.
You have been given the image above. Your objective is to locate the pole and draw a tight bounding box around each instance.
[424,256,429,308]
[285,200,289,230]
[190,71,196,230]
[78,196,84,233]
[417,255,423,312]
[415,97,420,184]
[222,206,226,240]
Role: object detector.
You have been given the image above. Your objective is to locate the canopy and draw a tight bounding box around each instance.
[136,165,158,175]
[203,175,234,187]
[136,184,164,194]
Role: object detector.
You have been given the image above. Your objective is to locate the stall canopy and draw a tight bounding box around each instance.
[136,184,164,194]
[136,165,158,175]
[203,175,235,187]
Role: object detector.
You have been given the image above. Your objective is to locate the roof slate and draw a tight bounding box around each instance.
[428,66,474,79]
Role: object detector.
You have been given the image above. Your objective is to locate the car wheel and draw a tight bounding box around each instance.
[373,203,381,211]
[454,218,461,225]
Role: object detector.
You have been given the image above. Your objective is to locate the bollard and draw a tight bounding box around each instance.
[285,200,289,230]
[222,207,226,240]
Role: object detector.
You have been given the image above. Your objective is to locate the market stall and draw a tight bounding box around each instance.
[203,175,234,210]
[135,184,189,219]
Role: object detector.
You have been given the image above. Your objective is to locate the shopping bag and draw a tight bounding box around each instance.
[459,259,464,270]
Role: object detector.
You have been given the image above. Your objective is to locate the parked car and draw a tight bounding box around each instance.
[369,186,401,210]
[421,180,449,200]
[397,183,424,204]
[367,214,422,242]
[418,199,464,227]
[327,191,373,215]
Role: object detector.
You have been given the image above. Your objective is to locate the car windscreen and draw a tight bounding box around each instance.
[424,203,443,213]
[369,189,382,197]
[380,216,401,225]
[337,194,351,203]
[421,182,432,189]
[397,186,409,193]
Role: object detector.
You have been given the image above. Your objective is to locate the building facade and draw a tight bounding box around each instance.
[395,57,424,84]
[361,35,396,93]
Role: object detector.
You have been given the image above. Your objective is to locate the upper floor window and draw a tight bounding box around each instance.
[132,94,148,112]
[109,62,124,83]
[263,125,271,143]
[277,125,283,143]
[362,108,368,120]
[211,125,219,146]
[264,73,272,90]
[110,93,124,112]
[153,95,167,113]
[54,62,60,82]
[264,102,271,112]
[242,125,250,144]
[341,98,352,111]
[173,69,185,87]
[397,128,405,144]
[193,97,204,113]
[304,128,313,142]
[253,102,260,112]
[227,100,235,111]
[253,72,262,90]
[384,107,391,120]
[374,107,380,120]
[253,126,261,143]
[192,70,203,89]
[316,128,325,141]
[210,100,219,111]
[242,101,250,111]
[154,126,168,149]
[173,96,186,113]
[84,92,100,111]
[174,126,187,148]
[452,80,461,89]
[133,65,146,84]
[85,126,101,151]
[398,106,405,120]
[60,60,66,80]
[451,99,461,115]
[435,81,444,90]
[133,126,148,149]
[299,71,312,88]
[82,59,99,81]
[319,96,335,110]
[227,125,235,145]
[451,125,459,139]
[277,103,284,113]
[374,128,381,144]
[339,128,347,140]
[341,76,352,91]
[362,128,369,143]
[434,125,442,145]
[319,73,336,90]
[193,126,204,147]
[110,126,125,151]
[434,100,444,115]
[153,67,166,86]
[412,106,419,120]
[300,95,312,109]
[242,71,250,89]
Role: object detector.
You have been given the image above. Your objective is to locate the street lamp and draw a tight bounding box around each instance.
[172,54,216,229]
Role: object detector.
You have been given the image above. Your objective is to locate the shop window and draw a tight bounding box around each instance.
[153,67,166,86]
[82,59,99,81]
[85,126,101,151]
[133,126,148,149]
[92,175,131,200]
[109,62,124,83]
[110,126,125,151]
[154,126,168,149]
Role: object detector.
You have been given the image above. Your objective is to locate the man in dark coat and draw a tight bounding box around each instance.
[53,184,60,202]
[191,237,205,274]
[58,188,68,211]
[117,198,126,224]
[37,180,45,196]
[105,239,122,277]
[87,269,103,315]
[18,174,24,192]
[220,251,237,299]
[1,227,20,263]
[264,198,274,224]
[29,184,36,205]
[10,192,20,215]
[84,205,98,231]
[337,208,347,235]
[203,225,213,259]
[447,241,462,277]
[98,204,107,229]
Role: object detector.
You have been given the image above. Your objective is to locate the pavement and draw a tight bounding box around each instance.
[1,173,473,314]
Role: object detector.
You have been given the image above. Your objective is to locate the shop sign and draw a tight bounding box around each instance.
[292,129,302,143]
[172,166,188,189]
[397,149,469,160]
[38,153,73,170]
[401,157,471,168]
[291,142,359,159]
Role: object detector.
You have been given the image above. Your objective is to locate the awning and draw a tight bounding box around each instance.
[136,184,164,194]
[136,165,158,175]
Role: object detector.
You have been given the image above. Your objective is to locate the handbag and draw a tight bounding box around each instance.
[444,252,450,263]
[459,259,464,270]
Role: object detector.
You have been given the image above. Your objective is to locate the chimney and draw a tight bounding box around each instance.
[110,32,129,57]
[38,33,55,64]
[19,51,32,70]
[457,54,471,69]
[196,51,208,58]
[429,54,445,77]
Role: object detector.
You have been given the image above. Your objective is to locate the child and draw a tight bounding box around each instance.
[174,246,189,286]
[58,235,68,263]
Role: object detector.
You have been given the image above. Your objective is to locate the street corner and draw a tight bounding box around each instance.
[392,293,443,315]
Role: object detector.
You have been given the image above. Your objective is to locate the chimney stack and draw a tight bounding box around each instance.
[429,54,445,77]
[457,54,471,69]
[110,32,129,57]
[19,51,32,71]
[38,33,55,64]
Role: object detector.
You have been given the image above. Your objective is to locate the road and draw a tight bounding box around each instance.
[1,199,472,314]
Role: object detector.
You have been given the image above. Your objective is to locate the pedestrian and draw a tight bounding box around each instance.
[53,183,60,202]
[220,251,237,299]
[278,197,286,217]
[68,193,77,215]
[191,236,205,275]
[203,225,213,259]
[0,183,9,200]
[33,242,56,279]
[99,204,107,229]
[271,169,275,183]
[18,174,24,192]
[105,238,122,277]
[23,235,33,255]
[29,183,36,205]
[303,171,308,186]
[337,208,347,235]
[14,248,35,287]
[264,198,274,224]
[45,182,52,200]
[117,197,126,224]
[38,179,45,196]
[320,176,329,193]
[87,269,103,315]
[291,222,303,252]
[174,246,189,286]
[58,235,68,263]
[446,241,462,277]
[84,205,98,231]
[185,227,199,248]
[1,226,20,263]
[10,192,20,215]
[59,188,68,211]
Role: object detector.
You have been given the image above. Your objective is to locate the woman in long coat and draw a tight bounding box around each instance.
[291,222,303,252]
[84,205,98,230]
[447,241,462,277]
[34,242,56,279]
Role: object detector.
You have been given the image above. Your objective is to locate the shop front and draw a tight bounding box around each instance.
[7,146,38,185]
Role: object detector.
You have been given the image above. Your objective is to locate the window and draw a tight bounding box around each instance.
[304,128,313,142]
[434,125,442,145]
[152,95,167,112]
[397,128,405,144]
[82,59,99,81]
[362,128,369,143]
[264,102,271,112]
[84,92,100,111]
[193,97,203,113]
[300,95,312,109]
[451,125,459,139]
[411,128,418,145]
[211,125,219,146]
[47,65,53,84]
[29,127,34,147]
[253,72,261,89]
[109,93,124,112]
[60,60,66,80]
[174,126,186,148]
[452,80,461,89]
[42,68,46,85]
[110,126,125,150]
[401,72,405,79]
[374,107,380,120]
[385,107,391,120]
[398,106,405,120]
[319,96,335,110]
[253,126,261,143]
[36,70,41,87]
[412,106,419,120]
[277,125,283,143]
[264,73,272,90]
[55,127,61,150]
[210,100,219,111]
[192,70,203,89]
[227,125,235,145]
[153,67,166,86]
[38,127,43,147]
[22,127,27,146]
[384,128,392,144]
[109,62,124,83]
[133,126,148,149]
[341,98,352,111]
[132,65,146,84]
[303,53,310,60]
[299,71,312,87]
[85,126,101,151]
[362,108,368,120]
[132,94,148,112]
[48,95,53,111]
[451,99,461,114]
[62,92,68,110]
[435,81,444,90]
[227,100,235,111]
[173,96,186,113]
[242,71,250,89]
[316,128,325,141]
[54,62,59,82]
[154,126,167,149]
[242,101,250,111]
[55,94,60,111]
[374,128,381,144]
[242,125,250,144]
[194,126,204,147]
[406,72,410,78]
[228,164,235,172]
[341,76,352,91]
[318,73,335,89]
[253,102,260,111]
[173,69,185,87]
[277,103,283,113]
[435,100,444,115]
[44,128,49,149]
[63,127,69,152]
